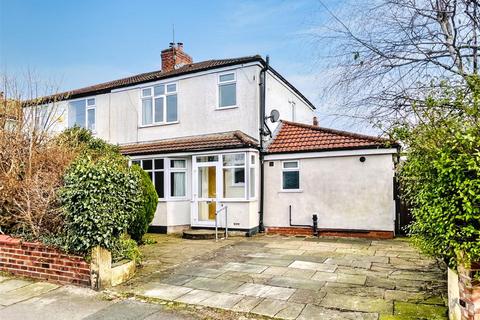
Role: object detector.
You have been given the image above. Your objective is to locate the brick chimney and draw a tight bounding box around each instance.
[161,42,193,72]
[313,116,319,126]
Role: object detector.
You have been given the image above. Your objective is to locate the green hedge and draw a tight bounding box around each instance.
[128,165,158,242]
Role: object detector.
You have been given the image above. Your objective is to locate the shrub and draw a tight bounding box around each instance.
[60,155,142,253]
[128,165,158,242]
[395,80,480,268]
[111,233,142,264]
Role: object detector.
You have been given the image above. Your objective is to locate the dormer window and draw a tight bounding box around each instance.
[141,83,178,126]
[218,72,236,109]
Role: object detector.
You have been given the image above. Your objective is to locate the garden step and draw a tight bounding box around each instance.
[182,229,246,240]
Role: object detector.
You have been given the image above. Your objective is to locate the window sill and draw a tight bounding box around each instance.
[216,106,238,111]
[139,121,179,128]
[279,189,303,193]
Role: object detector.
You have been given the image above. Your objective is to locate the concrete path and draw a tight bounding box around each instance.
[115,234,449,320]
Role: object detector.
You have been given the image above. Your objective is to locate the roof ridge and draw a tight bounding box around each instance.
[280,120,389,143]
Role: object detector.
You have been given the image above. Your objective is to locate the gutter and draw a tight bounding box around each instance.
[258,55,269,233]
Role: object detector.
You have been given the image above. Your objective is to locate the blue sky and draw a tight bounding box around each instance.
[1,0,346,127]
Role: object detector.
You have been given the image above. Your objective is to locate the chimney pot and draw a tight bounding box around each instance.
[313,116,319,126]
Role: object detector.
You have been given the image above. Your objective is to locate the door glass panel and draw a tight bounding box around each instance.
[198,201,216,221]
[198,166,216,198]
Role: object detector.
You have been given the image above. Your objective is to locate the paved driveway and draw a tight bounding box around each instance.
[115,234,448,320]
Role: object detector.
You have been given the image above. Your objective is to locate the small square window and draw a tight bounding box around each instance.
[283,161,298,169]
[219,73,235,82]
[154,85,165,96]
[87,98,95,106]
[166,83,177,93]
[142,88,152,97]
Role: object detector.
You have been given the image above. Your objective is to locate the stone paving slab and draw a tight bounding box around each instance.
[141,283,192,300]
[231,296,264,312]
[183,277,243,293]
[221,262,267,273]
[267,276,325,291]
[248,257,294,267]
[251,298,303,318]
[198,292,244,309]
[0,279,32,294]
[393,301,448,319]
[297,304,379,320]
[83,300,162,320]
[288,289,326,305]
[320,293,393,314]
[289,260,337,272]
[0,282,59,306]
[175,267,225,278]
[174,289,215,304]
[217,271,273,284]
[232,282,296,300]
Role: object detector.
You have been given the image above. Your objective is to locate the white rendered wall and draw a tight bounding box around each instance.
[264,153,396,231]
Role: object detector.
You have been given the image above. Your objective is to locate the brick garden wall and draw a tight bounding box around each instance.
[458,263,480,320]
[265,227,394,239]
[0,235,90,287]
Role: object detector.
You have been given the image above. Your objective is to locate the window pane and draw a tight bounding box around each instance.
[223,153,245,166]
[154,171,164,198]
[154,85,165,96]
[142,98,153,125]
[234,168,245,184]
[223,168,245,198]
[87,98,95,106]
[69,100,86,128]
[154,159,164,170]
[283,161,298,169]
[219,83,236,107]
[171,172,186,197]
[283,171,299,189]
[147,171,153,181]
[142,159,152,170]
[251,155,255,164]
[166,83,176,93]
[87,108,95,131]
[170,159,186,168]
[250,168,255,197]
[142,88,152,97]
[196,155,218,162]
[166,94,177,122]
[154,97,164,122]
[219,73,234,82]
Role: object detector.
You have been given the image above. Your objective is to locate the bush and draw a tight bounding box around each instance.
[128,165,158,242]
[111,233,142,264]
[395,80,480,268]
[60,155,142,253]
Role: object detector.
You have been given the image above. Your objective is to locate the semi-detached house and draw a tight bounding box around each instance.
[32,43,399,238]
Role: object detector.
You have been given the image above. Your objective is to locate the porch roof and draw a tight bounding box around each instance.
[266,120,398,154]
[120,131,258,156]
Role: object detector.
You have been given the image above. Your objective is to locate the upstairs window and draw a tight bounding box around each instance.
[218,73,236,108]
[68,98,96,131]
[141,83,178,125]
[282,161,300,190]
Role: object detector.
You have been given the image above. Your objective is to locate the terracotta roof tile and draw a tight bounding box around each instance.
[120,131,258,156]
[266,121,396,153]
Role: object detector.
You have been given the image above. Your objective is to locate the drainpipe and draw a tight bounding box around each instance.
[258,55,269,233]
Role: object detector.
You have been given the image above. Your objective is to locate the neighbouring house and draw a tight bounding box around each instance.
[30,43,399,238]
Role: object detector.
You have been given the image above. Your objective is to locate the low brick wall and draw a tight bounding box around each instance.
[458,263,480,320]
[0,235,90,287]
[265,227,394,239]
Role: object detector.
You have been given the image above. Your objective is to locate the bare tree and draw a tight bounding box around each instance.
[314,0,480,130]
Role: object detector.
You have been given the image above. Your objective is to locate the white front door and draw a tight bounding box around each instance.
[192,155,222,226]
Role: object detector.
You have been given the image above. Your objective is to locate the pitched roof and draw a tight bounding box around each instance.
[120,131,258,156]
[27,55,316,110]
[266,121,396,154]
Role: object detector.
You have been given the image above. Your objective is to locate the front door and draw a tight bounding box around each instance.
[193,156,221,226]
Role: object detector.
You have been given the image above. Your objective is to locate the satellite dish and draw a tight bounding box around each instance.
[269,109,280,123]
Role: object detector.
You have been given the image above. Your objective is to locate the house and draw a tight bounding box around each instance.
[32,43,399,238]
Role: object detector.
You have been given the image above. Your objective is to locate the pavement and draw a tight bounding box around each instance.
[0,234,449,320]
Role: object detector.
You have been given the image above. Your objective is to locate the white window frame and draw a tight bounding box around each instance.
[140,82,178,126]
[130,157,188,201]
[248,153,257,200]
[169,158,187,199]
[217,72,237,109]
[221,152,247,200]
[281,160,302,192]
[68,97,96,132]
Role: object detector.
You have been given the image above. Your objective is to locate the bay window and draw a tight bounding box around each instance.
[141,83,178,125]
[68,98,96,131]
[131,157,187,200]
